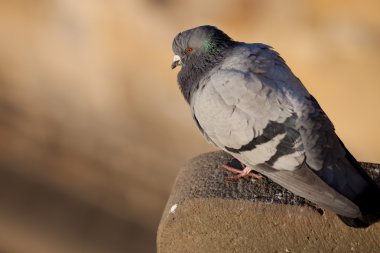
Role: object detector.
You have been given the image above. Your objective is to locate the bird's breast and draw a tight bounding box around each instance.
[191,70,304,170]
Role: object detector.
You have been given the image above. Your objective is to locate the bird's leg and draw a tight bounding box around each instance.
[223,164,263,180]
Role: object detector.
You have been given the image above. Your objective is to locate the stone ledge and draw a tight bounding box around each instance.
[157,151,380,253]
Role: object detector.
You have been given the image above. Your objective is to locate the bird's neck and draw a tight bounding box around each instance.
[178,43,235,104]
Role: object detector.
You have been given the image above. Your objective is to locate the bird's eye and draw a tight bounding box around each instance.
[185,47,193,54]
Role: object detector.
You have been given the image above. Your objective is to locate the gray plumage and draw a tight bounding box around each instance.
[171,25,380,227]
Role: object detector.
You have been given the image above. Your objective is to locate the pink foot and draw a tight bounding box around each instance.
[222,164,263,180]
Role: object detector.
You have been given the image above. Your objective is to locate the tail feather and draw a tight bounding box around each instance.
[337,215,369,228]
[338,186,380,228]
[337,138,380,228]
[338,209,380,229]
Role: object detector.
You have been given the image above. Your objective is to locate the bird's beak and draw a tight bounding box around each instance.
[171,55,182,69]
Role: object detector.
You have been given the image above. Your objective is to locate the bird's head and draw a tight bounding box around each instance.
[171,25,233,70]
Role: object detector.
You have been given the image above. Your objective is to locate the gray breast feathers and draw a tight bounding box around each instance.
[191,44,306,171]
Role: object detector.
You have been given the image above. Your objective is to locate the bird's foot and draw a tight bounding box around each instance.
[222,164,263,181]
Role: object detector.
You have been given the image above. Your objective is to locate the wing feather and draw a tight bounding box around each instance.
[252,162,361,217]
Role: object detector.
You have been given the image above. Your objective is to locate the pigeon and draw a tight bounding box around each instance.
[171,25,380,228]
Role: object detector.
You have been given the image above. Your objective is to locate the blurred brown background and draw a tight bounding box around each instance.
[0,0,379,252]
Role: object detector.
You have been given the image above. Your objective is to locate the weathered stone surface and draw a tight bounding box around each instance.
[157,151,380,253]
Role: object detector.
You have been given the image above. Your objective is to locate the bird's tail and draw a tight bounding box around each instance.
[337,186,380,228]
[337,139,380,228]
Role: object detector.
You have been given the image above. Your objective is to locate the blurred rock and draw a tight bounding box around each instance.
[0,168,155,253]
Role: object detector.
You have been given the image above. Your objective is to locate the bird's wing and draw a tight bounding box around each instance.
[192,43,365,217]
[243,44,369,217]
[254,162,361,217]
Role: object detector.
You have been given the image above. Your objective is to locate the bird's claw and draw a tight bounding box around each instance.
[222,164,263,181]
